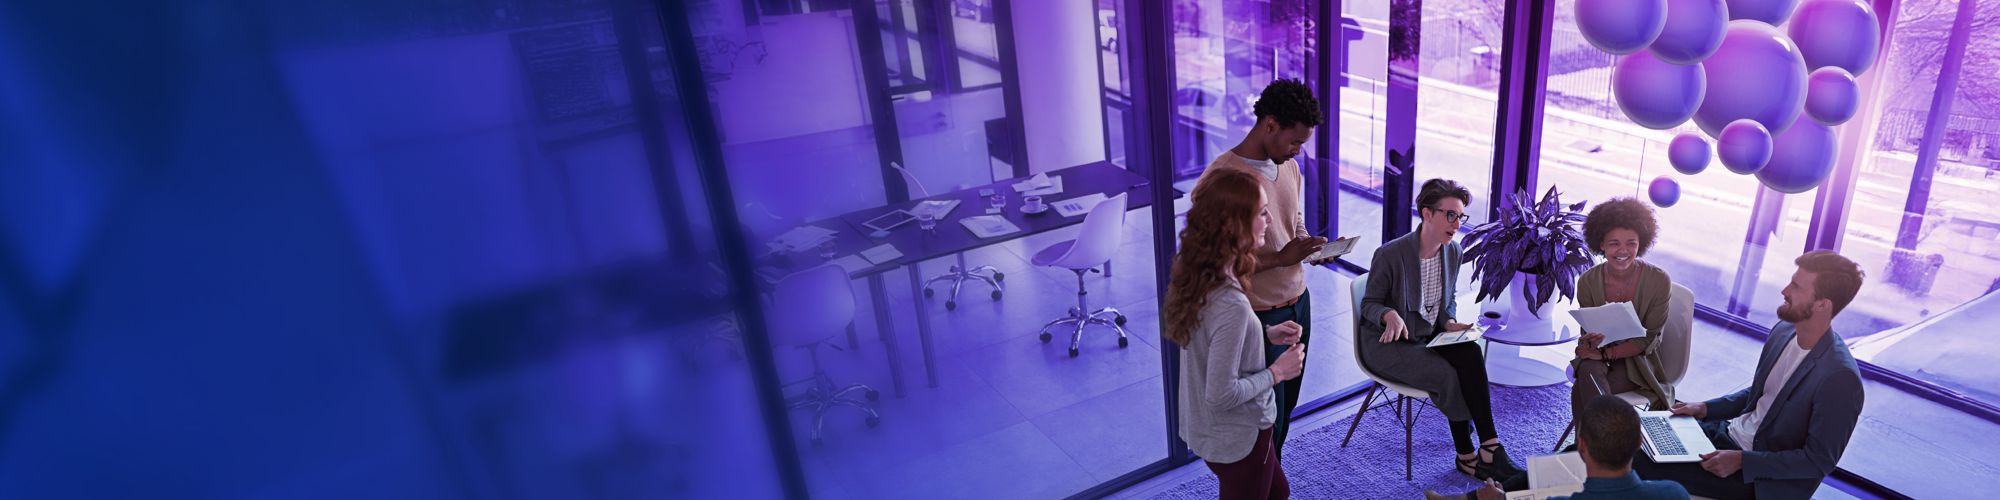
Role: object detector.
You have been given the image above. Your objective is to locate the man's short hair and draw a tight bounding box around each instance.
[1579,395,1642,469]
[1253,79,1322,129]
[1796,250,1865,317]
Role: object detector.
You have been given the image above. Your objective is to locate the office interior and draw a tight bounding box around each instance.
[1,0,1995,498]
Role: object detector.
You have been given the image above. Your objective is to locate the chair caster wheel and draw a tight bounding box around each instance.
[865,389,880,401]
[991,290,1003,300]
[1039,332,1053,343]
[945,300,957,311]
[1069,307,1080,316]
[1119,337,1129,347]
[865,415,881,428]
[994,272,1005,282]
[1068,347,1080,357]
[924,288,934,298]
[1115,315,1127,326]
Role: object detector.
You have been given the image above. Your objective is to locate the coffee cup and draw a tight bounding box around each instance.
[1023,195,1045,212]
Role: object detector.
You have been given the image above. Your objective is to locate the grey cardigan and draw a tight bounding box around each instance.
[1176,282,1276,463]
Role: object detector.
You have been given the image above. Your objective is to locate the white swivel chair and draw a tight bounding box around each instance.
[772,264,881,446]
[890,162,1004,310]
[1031,193,1130,357]
[1552,282,1695,451]
[1339,273,1439,480]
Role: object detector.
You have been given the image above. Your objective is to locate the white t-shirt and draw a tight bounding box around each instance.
[1232,152,1280,181]
[1730,337,1813,447]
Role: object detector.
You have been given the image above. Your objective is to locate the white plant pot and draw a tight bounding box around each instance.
[1505,272,1568,340]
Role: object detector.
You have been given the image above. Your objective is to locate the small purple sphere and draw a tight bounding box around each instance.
[1649,176,1683,207]
[1805,67,1860,125]
[1717,119,1775,174]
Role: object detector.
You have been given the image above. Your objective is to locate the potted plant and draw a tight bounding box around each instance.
[1462,186,1594,336]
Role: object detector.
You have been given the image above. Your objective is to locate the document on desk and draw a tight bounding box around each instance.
[959,215,1022,239]
[859,244,903,264]
[1426,325,1484,348]
[1013,172,1062,194]
[1568,302,1648,344]
[1053,192,1109,218]
[829,255,872,274]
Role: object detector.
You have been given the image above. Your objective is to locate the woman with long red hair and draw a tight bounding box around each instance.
[1168,169,1307,500]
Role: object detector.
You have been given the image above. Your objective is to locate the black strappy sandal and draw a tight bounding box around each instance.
[1456,453,1483,478]
[1479,442,1526,480]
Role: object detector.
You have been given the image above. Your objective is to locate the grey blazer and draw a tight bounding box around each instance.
[1356,231,1478,420]
[1357,230,1463,343]
[1702,322,1864,500]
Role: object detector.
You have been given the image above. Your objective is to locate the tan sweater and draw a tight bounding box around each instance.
[1194,152,1307,310]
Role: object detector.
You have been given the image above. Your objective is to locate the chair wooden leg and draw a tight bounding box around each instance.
[1340,384,1380,448]
[1553,419,1576,452]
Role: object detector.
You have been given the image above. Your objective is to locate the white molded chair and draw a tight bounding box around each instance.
[1030,193,1130,357]
[1339,273,1439,480]
[1553,282,1695,451]
[771,264,881,446]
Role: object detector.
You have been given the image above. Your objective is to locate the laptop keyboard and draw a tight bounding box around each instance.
[1641,415,1687,456]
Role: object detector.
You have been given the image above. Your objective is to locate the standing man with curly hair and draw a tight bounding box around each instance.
[1189,78,1326,457]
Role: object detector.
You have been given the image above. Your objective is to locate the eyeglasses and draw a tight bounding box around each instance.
[1426,206,1471,224]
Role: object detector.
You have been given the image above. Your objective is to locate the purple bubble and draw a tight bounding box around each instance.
[1614,51,1706,129]
[1790,0,1881,75]
[1717,119,1774,174]
[1694,21,1808,137]
[1578,0,1668,54]
[1805,67,1859,125]
[1649,176,1683,207]
[1650,0,1729,64]
[1757,115,1838,193]
[1669,133,1711,174]
[1726,0,1800,25]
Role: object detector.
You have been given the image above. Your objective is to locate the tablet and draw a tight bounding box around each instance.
[863,210,918,232]
[1308,236,1359,262]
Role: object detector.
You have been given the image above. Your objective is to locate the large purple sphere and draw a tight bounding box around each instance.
[1726,0,1799,25]
[1790,0,1881,75]
[1578,0,1669,54]
[1650,0,1729,64]
[1756,115,1838,193]
[1614,51,1707,129]
[1694,21,1808,137]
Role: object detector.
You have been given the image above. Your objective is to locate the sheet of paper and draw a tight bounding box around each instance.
[1012,172,1053,192]
[1504,484,1584,500]
[859,243,903,264]
[959,215,1022,238]
[1022,175,1065,196]
[1568,302,1648,344]
[828,255,872,274]
[1528,452,1587,490]
[1053,192,1109,218]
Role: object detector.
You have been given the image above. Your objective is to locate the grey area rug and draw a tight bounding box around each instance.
[1153,383,1573,499]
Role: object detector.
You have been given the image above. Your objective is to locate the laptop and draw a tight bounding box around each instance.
[1579,374,1715,463]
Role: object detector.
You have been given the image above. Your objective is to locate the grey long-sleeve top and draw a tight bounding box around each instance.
[1175,282,1277,463]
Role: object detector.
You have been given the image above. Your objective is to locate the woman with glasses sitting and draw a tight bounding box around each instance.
[1358,178,1524,485]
